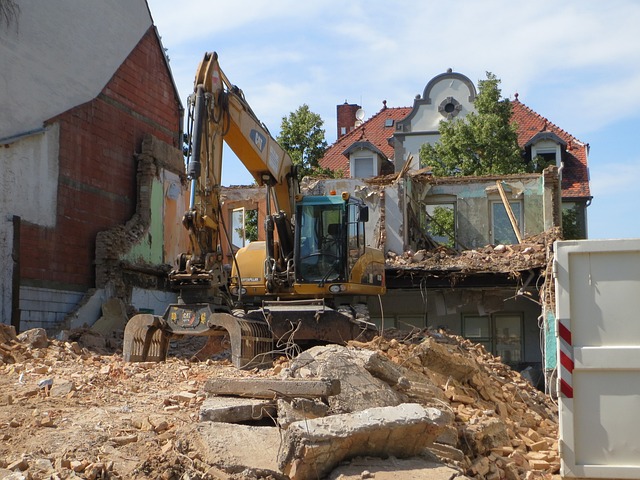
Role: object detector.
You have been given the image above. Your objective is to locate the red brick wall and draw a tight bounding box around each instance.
[21,27,182,289]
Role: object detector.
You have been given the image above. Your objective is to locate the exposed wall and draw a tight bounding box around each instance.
[95,135,186,305]
[406,169,559,250]
[3,26,182,331]
[368,287,545,366]
[0,126,60,327]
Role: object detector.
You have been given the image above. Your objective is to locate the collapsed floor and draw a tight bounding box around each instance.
[0,324,559,480]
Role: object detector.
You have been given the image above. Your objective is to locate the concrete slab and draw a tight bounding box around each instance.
[199,396,276,423]
[203,377,340,399]
[326,456,471,480]
[187,422,282,477]
[278,403,447,480]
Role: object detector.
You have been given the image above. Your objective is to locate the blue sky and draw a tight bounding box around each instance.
[148,0,640,240]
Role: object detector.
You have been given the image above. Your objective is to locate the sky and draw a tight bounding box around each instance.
[147,0,640,240]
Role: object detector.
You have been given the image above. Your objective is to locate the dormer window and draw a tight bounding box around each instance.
[526,131,566,172]
[342,141,386,179]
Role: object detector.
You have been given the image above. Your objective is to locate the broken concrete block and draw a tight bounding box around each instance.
[278,403,447,480]
[276,397,329,428]
[427,442,466,463]
[203,377,340,399]
[325,456,470,480]
[416,338,479,382]
[288,345,404,413]
[188,423,281,476]
[350,347,450,409]
[199,396,276,423]
[17,328,49,349]
[466,418,511,454]
[50,381,76,398]
[91,297,128,337]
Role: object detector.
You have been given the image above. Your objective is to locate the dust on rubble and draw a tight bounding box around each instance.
[1,323,560,479]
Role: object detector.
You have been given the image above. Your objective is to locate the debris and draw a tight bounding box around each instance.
[0,323,560,479]
[17,328,49,349]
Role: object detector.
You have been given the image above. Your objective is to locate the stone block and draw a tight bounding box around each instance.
[199,396,276,423]
[278,403,446,480]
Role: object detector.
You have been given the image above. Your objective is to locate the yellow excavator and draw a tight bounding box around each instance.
[123,52,385,368]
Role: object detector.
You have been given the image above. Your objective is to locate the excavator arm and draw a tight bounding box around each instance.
[172,52,297,290]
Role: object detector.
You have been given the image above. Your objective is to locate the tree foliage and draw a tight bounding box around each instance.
[243,209,259,242]
[420,72,524,177]
[426,206,455,248]
[562,205,582,240]
[277,104,338,178]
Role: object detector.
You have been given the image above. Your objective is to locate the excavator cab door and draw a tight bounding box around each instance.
[295,198,346,284]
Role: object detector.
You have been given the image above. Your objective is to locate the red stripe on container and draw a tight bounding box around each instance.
[559,322,572,345]
[560,351,574,373]
[560,379,574,398]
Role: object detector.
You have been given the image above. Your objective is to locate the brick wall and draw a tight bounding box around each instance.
[20,27,182,293]
[337,102,361,139]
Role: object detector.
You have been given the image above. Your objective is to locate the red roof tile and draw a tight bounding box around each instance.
[320,106,411,176]
[511,99,590,199]
[320,98,590,200]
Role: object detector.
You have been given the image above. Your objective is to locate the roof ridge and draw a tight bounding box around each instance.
[513,99,585,147]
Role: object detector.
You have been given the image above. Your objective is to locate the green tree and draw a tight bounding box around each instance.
[426,206,455,248]
[277,104,337,178]
[562,205,581,240]
[420,72,524,177]
[243,209,258,242]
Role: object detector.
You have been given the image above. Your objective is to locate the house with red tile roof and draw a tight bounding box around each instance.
[320,70,591,237]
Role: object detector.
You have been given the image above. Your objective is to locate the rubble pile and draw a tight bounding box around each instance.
[0,324,559,479]
[350,330,559,478]
[386,228,559,274]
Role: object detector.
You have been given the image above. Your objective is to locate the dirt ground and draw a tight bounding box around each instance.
[0,325,560,480]
[0,329,262,479]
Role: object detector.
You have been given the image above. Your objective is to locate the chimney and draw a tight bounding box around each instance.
[337,101,361,139]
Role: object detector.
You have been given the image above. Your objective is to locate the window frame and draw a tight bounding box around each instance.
[490,200,523,245]
[462,312,524,366]
[350,154,377,179]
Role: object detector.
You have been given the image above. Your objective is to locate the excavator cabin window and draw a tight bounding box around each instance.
[295,202,346,284]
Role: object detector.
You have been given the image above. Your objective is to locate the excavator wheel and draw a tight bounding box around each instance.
[123,314,170,362]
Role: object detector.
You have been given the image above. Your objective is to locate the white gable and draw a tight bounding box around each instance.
[0,0,153,141]
[393,71,477,172]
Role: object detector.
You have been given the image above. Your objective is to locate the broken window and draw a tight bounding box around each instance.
[463,313,523,366]
[230,208,258,250]
[562,203,586,240]
[491,201,522,245]
[424,203,456,248]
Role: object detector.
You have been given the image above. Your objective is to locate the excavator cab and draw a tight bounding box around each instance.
[295,196,346,284]
[294,194,371,288]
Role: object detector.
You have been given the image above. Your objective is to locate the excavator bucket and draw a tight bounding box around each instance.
[122,314,170,362]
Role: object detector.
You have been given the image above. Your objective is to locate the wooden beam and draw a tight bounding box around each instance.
[495,181,522,243]
[203,377,341,399]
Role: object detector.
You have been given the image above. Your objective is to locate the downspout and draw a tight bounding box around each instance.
[557,162,564,233]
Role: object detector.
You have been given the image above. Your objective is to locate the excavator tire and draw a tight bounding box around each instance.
[123,314,170,362]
